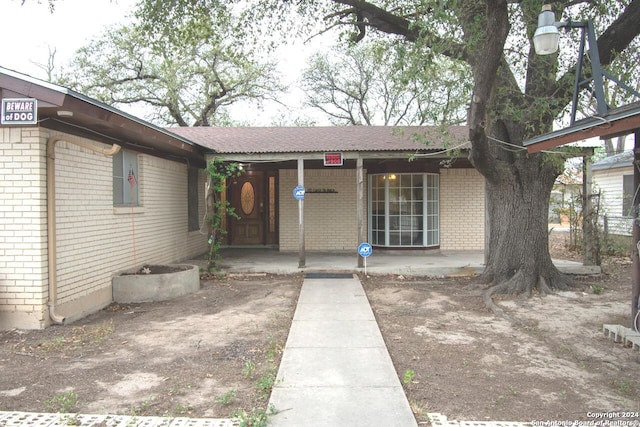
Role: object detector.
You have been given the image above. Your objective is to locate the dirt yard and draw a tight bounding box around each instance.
[1,233,639,423]
[0,274,303,421]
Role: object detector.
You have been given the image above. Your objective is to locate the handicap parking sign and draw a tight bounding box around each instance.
[358,243,372,257]
[293,185,305,201]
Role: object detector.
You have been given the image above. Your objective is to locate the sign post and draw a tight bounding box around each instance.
[358,242,372,275]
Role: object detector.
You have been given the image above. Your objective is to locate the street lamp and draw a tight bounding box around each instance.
[532,4,608,123]
[533,5,561,55]
[533,5,640,333]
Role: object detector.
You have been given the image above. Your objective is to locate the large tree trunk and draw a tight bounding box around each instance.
[325,0,640,304]
[479,155,571,297]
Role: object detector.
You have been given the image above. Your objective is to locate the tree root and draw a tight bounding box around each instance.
[482,270,575,325]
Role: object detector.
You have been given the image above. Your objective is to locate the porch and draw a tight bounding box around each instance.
[191,248,600,277]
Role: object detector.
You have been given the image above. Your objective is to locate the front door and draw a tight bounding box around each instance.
[229,171,265,245]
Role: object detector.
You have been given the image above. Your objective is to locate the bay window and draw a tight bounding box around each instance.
[369,173,439,247]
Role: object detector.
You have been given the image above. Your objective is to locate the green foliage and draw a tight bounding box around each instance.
[403,369,416,385]
[232,404,278,427]
[58,2,283,127]
[44,390,79,413]
[243,360,256,379]
[215,389,237,405]
[205,158,243,270]
[602,234,632,257]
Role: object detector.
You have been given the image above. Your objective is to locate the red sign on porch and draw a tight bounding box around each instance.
[323,152,343,167]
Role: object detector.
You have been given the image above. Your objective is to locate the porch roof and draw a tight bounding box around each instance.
[169,125,470,154]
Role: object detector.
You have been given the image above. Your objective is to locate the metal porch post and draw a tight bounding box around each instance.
[298,158,305,269]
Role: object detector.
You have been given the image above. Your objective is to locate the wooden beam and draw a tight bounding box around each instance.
[526,113,640,153]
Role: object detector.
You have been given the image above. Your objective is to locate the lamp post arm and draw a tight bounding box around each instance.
[553,18,608,123]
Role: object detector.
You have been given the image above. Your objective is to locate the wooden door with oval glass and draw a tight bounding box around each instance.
[229,172,265,245]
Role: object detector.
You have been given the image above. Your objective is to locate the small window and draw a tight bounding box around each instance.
[240,181,255,215]
[188,167,200,231]
[623,174,634,217]
[113,150,139,206]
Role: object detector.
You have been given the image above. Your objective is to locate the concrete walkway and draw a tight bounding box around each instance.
[267,273,418,427]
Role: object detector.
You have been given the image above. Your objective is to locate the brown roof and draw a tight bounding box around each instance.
[169,126,469,154]
[0,67,205,167]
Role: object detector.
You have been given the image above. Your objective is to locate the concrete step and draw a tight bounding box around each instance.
[603,324,640,350]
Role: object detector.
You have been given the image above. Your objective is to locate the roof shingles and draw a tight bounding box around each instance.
[169,126,469,154]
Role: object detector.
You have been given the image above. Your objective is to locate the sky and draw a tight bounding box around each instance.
[3,0,137,76]
[1,0,327,126]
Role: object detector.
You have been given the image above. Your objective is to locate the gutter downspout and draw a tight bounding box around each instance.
[46,136,121,325]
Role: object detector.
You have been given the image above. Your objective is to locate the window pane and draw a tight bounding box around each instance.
[368,173,438,247]
[188,167,199,231]
[241,181,255,215]
[114,150,139,206]
[123,151,139,206]
[623,174,634,216]
[113,151,124,205]
[269,177,276,232]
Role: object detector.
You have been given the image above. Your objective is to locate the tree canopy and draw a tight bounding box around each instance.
[301,40,471,126]
[58,2,284,126]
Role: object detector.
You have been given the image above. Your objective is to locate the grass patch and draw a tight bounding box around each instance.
[215,389,237,405]
[44,390,79,413]
[233,404,278,427]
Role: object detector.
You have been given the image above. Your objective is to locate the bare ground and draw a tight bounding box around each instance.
[1,233,639,423]
[0,274,303,420]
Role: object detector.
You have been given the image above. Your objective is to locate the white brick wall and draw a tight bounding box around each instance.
[0,127,49,328]
[0,128,208,329]
[279,166,485,252]
[279,169,363,252]
[439,168,485,251]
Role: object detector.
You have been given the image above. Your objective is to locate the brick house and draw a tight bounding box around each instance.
[170,127,485,253]
[1,67,485,329]
[1,67,209,329]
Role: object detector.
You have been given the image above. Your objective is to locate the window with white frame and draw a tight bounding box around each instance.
[113,150,139,206]
[188,167,200,231]
[369,173,439,247]
[623,174,634,217]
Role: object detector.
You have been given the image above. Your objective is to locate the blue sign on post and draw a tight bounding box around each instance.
[293,185,305,201]
[358,243,372,257]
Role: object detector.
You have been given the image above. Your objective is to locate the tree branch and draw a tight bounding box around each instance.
[331,0,469,62]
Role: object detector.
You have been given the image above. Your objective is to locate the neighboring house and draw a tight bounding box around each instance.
[549,166,582,225]
[592,150,634,236]
[1,67,484,330]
